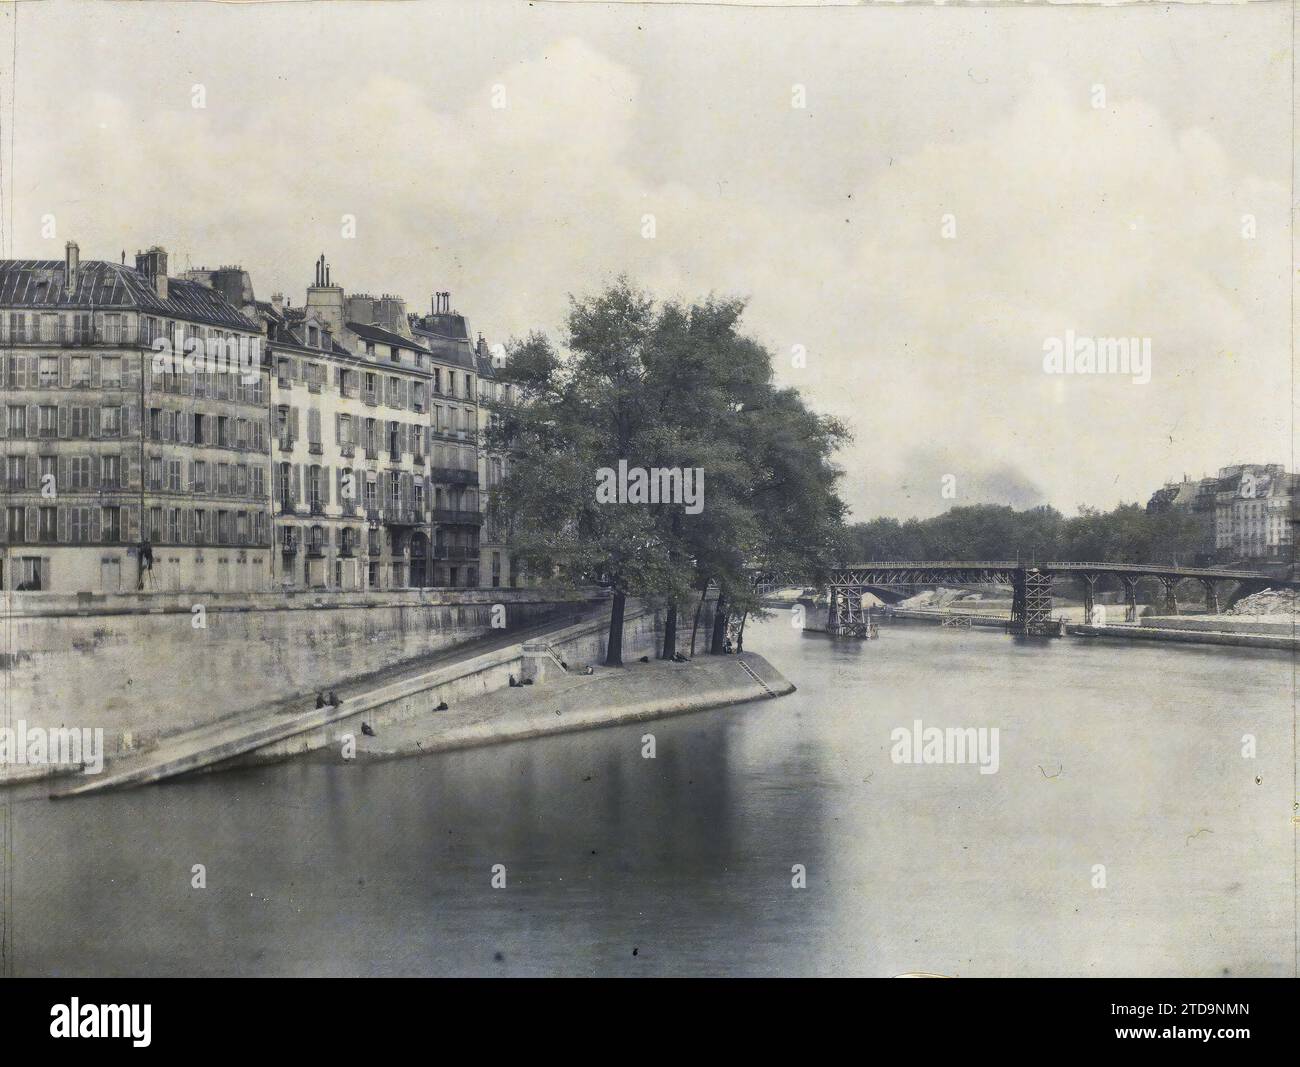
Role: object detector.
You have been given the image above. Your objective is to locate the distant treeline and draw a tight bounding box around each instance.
[839,503,1206,565]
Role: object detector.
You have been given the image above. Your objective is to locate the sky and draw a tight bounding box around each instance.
[0,0,1292,521]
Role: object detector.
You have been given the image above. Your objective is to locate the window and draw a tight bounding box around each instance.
[7,406,25,437]
[39,406,57,437]
[6,506,25,543]
[16,557,43,591]
[251,467,265,498]
[7,312,27,342]
[69,456,91,490]
[39,506,56,542]
[217,463,230,494]
[149,408,162,440]
[102,506,121,543]
[149,458,162,490]
[194,461,207,492]
[71,406,91,437]
[252,422,265,452]
[217,416,230,447]
[194,509,207,543]
[167,509,181,543]
[277,462,292,503]
[71,356,92,386]
[6,456,24,490]
[102,455,121,487]
[69,507,93,543]
[100,356,122,388]
[100,405,121,437]
[167,460,181,492]
[38,357,59,387]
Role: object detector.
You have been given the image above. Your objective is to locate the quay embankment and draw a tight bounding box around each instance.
[790,585,1297,652]
[316,652,793,765]
[1,586,603,785]
[43,594,759,796]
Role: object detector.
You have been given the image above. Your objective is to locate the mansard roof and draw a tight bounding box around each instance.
[0,258,259,331]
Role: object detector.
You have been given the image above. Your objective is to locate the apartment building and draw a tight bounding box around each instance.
[475,337,517,588]
[410,293,484,588]
[0,244,272,594]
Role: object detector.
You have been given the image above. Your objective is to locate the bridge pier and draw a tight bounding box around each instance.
[1201,579,1220,615]
[1009,567,1056,636]
[1158,576,1178,616]
[1122,577,1139,623]
[1080,573,1099,625]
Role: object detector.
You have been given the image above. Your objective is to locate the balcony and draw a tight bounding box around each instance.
[434,544,479,561]
[309,500,326,516]
[433,508,484,526]
[278,497,298,515]
[364,447,379,462]
[281,536,300,555]
[431,466,479,487]
[277,436,295,453]
[306,544,325,559]
[340,443,355,458]
[308,441,324,456]
[382,505,424,526]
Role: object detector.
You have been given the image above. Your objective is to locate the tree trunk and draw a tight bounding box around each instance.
[605,590,626,666]
[661,600,678,659]
[689,582,709,657]
[710,592,729,654]
[735,610,748,653]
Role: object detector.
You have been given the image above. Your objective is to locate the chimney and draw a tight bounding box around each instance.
[306,254,345,334]
[270,292,284,314]
[64,241,80,295]
[135,246,169,300]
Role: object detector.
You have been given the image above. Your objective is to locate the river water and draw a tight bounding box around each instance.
[4,613,1294,976]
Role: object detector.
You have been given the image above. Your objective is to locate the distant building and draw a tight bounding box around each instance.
[0,244,272,594]
[1148,464,1296,563]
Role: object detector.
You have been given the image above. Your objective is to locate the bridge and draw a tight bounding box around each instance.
[762,561,1298,637]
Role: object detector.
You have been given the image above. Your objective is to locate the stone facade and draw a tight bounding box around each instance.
[0,245,273,594]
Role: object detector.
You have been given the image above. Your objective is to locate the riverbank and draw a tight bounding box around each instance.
[311,652,795,764]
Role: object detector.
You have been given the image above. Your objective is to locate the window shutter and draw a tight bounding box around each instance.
[0,406,6,438]
[90,455,101,490]
[26,404,37,439]
[323,466,331,505]
[57,404,68,439]
[127,403,140,436]
[90,508,101,543]
[290,406,299,438]
[119,456,130,490]
[57,456,68,494]
[92,356,103,388]
[126,505,139,543]
[90,406,101,439]
[57,506,69,543]
[59,354,71,387]
[128,453,141,490]
[272,464,281,504]
[294,464,302,503]
[24,506,37,542]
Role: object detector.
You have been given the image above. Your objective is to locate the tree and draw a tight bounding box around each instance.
[489,280,849,664]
